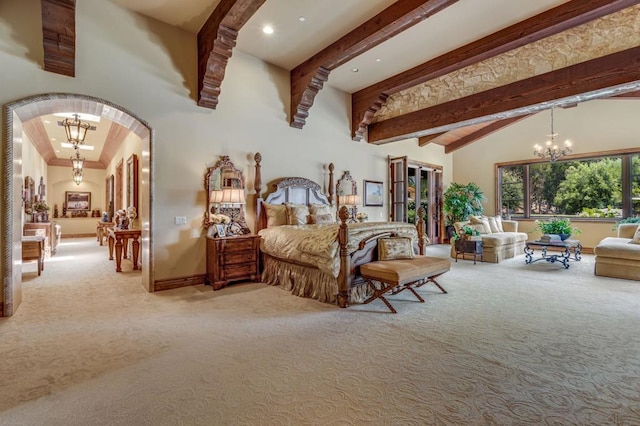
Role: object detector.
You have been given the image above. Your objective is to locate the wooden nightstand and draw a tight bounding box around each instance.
[206,234,260,290]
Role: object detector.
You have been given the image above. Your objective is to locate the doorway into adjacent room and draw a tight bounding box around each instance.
[2,93,154,317]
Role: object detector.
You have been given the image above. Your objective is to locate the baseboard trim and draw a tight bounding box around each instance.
[61,233,95,238]
[154,274,206,291]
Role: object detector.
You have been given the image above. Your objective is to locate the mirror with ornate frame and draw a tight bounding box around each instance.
[336,171,359,222]
[204,156,250,236]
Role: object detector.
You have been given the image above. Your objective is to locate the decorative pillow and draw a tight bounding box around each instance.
[494,215,505,233]
[629,227,640,244]
[308,213,334,224]
[469,224,489,234]
[286,204,310,225]
[486,216,501,233]
[469,215,492,234]
[378,237,415,261]
[262,202,287,227]
[309,204,332,216]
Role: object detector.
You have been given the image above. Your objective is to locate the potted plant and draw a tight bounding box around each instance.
[535,217,581,240]
[451,225,480,244]
[443,182,486,238]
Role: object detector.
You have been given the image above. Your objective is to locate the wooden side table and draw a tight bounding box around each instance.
[206,234,260,290]
[96,221,114,246]
[108,228,141,272]
[455,238,483,264]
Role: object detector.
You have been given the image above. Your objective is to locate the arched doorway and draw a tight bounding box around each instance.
[2,93,155,317]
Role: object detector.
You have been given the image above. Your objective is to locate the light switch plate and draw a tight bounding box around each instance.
[174,216,187,225]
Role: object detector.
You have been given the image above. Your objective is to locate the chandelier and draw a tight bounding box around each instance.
[533,107,573,162]
[70,148,85,185]
[61,113,91,148]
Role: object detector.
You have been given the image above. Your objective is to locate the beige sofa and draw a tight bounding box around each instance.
[450,218,528,263]
[594,223,640,280]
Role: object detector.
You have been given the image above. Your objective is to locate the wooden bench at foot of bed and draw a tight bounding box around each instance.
[359,257,450,313]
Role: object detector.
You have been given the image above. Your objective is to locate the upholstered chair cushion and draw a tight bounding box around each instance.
[629,226,640,244]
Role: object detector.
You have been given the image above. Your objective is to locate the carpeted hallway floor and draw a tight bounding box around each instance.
[1,237,640,425]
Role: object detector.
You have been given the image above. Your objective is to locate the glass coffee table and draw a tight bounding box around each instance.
[524,239,582,269]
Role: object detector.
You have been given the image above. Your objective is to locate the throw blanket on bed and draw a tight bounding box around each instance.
[259,222,418,277]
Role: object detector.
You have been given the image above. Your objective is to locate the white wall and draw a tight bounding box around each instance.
[452,99,640,248]
[0,0,451,281]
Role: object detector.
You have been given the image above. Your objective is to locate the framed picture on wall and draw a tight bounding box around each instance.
[363,180,383,206]
[66,191,91,211]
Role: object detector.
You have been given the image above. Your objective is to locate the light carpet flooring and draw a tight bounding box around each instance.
[1,238,640,425]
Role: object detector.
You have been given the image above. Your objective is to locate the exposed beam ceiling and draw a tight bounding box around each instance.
[41,0,75,77]
[352,0,640,141]
[367,46,640,144]
[197,0,266,109]
[443,115,531,154]
[289,0,458,129]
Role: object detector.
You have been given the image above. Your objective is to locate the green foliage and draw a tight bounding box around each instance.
[33,202,50,212]
[535,217,581,236]
[579,206,620,218]
[613,217,640,230]
[450,225,479,244]
[553,158,622,214]
[443,182,486,226]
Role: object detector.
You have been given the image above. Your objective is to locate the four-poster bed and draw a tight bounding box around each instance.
[252,153,427,308]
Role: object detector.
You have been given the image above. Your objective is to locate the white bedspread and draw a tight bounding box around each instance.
[259,222,418,277]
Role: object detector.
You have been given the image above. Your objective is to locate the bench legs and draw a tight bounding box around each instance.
[362,272,448,313]
[414,272,448,294]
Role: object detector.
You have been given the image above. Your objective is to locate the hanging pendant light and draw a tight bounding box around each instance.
[62,113,91,148]
[533,107,573,162]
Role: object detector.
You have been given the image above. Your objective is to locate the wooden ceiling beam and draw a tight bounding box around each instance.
[367,46,640,144]
[197,0,266,109]
[290,0,458,129]
[444,115,531,154]
[417,133,446,147]
[41,0,76,77]
[352,0,640,141]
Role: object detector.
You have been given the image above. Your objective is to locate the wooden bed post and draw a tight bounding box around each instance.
[417,206,426,255]
[337,206,350,308]
[254,152,262,232]
[328,163,334,205]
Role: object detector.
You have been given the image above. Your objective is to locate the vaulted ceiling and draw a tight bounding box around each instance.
[39,0,640,160]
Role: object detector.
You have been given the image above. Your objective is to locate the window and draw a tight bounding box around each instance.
[497,151,640,219]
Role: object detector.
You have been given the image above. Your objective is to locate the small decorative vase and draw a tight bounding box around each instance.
[559,234,570,241]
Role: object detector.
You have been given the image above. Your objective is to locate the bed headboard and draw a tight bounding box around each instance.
[254,153,334,231]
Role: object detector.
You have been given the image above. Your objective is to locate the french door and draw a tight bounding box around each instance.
[388,156,444,244]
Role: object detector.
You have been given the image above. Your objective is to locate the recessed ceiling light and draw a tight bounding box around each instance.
[60,142,95,151]
[262,25,274,34]
[376,58,381,62]
[43,120,51,124]
[51,138,56,141]
[351,68,359,72]
[55,150,60,153]
[298,16,306,22]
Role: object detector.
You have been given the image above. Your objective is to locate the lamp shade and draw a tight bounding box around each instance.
[210,190,224,203]
[340,194,360,206]
[220,188,245,204]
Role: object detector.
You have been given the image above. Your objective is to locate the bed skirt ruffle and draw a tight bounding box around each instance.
[261,256,372,304]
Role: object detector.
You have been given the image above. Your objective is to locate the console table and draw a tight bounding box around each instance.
[96,221,114,246]
[524,239,582,269]
[108,228,141,272]
[454,238,483,264]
